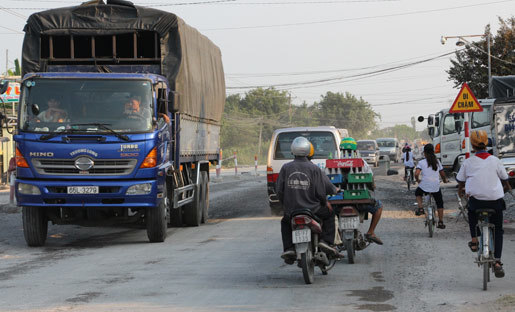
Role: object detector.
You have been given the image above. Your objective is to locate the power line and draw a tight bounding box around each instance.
[202,0,514,31]
[227,50,459,89]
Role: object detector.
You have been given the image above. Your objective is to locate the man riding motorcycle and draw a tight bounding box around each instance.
[276,137,338,264]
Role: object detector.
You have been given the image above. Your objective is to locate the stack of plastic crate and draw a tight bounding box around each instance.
[326,149,373,201]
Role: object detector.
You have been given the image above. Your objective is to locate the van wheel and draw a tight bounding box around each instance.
[23,207,48,247]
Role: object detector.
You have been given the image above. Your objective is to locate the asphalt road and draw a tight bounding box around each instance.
[0,164,515,312]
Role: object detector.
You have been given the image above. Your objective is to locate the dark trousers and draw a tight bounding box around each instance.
[281,205,335,251]
[404,166,414,180]
[467,197,504,259]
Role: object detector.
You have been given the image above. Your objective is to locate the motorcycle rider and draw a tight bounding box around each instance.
[339,137,384,245]
[277,137,338,264]
[456,130,511,278]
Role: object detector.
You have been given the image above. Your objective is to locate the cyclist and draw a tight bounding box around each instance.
[339,137,384,245]
[414,144,448,229]
[456,130,511,278]
[276,137,338,264]
[402,145,415,182]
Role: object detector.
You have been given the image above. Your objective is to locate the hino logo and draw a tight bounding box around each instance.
[29,152,54,157]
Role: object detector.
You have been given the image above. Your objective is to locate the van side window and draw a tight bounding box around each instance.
[443,115,456,135]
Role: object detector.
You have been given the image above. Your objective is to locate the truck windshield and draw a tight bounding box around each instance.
[274,131,336,159]
[377,140,395,148]
[19,78,153,134]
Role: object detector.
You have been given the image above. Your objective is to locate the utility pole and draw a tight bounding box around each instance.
[257,117,263,157]
[288,92,292,125]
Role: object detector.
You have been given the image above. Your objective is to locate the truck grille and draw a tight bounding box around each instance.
[32,159,137,176]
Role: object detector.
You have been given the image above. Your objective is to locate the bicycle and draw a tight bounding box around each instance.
[456,193,469,224]
[423,193,436,237]
[474,208,496,291]
[405,167,415,191]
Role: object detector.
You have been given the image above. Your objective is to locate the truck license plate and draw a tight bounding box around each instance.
[340,216,359,230]
[292,229,311,243]
[67,186,99,194]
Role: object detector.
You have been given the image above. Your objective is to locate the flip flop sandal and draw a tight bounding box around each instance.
[365,234,384,245]
[437,221,446,229]
[494,262,505,278]
[468,241,479,252]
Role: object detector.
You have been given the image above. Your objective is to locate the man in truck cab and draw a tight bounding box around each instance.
[276,136,338,264]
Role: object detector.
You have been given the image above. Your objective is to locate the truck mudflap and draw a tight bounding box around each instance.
[15,179,159,208]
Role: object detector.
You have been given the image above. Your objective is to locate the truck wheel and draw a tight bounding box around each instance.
[201,171,209,224]
[146,200,167,242]
[22,207,48,247]
[184,175,202,226]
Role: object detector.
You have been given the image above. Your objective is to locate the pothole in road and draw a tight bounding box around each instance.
[348,286,394,302]
[356,303,397,311]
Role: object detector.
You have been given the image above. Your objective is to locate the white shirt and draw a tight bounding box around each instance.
[416,158,443,193]
[402,152,415,168]
[456,153,508,201]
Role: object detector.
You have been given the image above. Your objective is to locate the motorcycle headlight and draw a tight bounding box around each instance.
[126,183,152,195]
[18,183,41,195]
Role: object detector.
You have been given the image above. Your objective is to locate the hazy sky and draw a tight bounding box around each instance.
[1,0,513,130]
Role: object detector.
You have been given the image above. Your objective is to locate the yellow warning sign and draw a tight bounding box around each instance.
[449,83,483,113]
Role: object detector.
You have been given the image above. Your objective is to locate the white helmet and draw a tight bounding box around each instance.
[291,137,313,157]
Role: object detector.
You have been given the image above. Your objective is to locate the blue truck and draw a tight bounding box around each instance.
[12,0,225,246]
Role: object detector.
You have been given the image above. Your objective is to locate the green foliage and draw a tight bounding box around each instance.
[447,17,515,98]
[221,88,379,165]
[7,59,21,76]
[313,92,378,138]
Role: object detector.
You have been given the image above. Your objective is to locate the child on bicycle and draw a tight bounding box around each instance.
[402,145,415,182]
[414,144,448,228]
[456,130,511,278]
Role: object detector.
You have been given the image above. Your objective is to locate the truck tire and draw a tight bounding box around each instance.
[201,171,209,224]
[184,175,202,226]
[146,199,167,242]
[22,206,48,247]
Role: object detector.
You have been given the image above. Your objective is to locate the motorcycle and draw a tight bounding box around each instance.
[337,204,371,264]
[291,209,337,284]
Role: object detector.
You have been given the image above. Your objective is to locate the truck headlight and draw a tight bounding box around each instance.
[126,183,152,195]
[18,183,41,195]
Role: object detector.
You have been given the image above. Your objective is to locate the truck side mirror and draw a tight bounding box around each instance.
[428,127,435,138]
[455,120,462,134]
[434,116,440,127]
[167,91,179,113]
[427,115,434,126]
[0,81,8,95]
[31,104,40,116]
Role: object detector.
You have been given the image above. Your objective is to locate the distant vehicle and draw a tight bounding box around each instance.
[376,138,401,163]
[422,99,494,174]
[357,140,380,167]
[266,126,347,214]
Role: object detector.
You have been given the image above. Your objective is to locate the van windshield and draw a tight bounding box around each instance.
[377,140,395,148]
[274,131,337,160]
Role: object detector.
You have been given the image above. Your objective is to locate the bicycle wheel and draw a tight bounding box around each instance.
[483,261,489,290]
[428,201,435,238]
[406,171,411,190]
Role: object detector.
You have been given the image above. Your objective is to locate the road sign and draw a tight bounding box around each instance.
[449,83,483,113]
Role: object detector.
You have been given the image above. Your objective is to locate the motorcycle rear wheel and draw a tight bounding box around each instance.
[345,239,355,264]
[301,246,315,284]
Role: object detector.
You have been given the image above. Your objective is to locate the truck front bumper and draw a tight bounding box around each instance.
[16,179,159,208]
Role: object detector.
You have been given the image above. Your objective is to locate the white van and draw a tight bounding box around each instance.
[266,126,347,213]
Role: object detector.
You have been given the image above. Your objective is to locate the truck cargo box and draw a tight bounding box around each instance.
[21,1,225,124]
